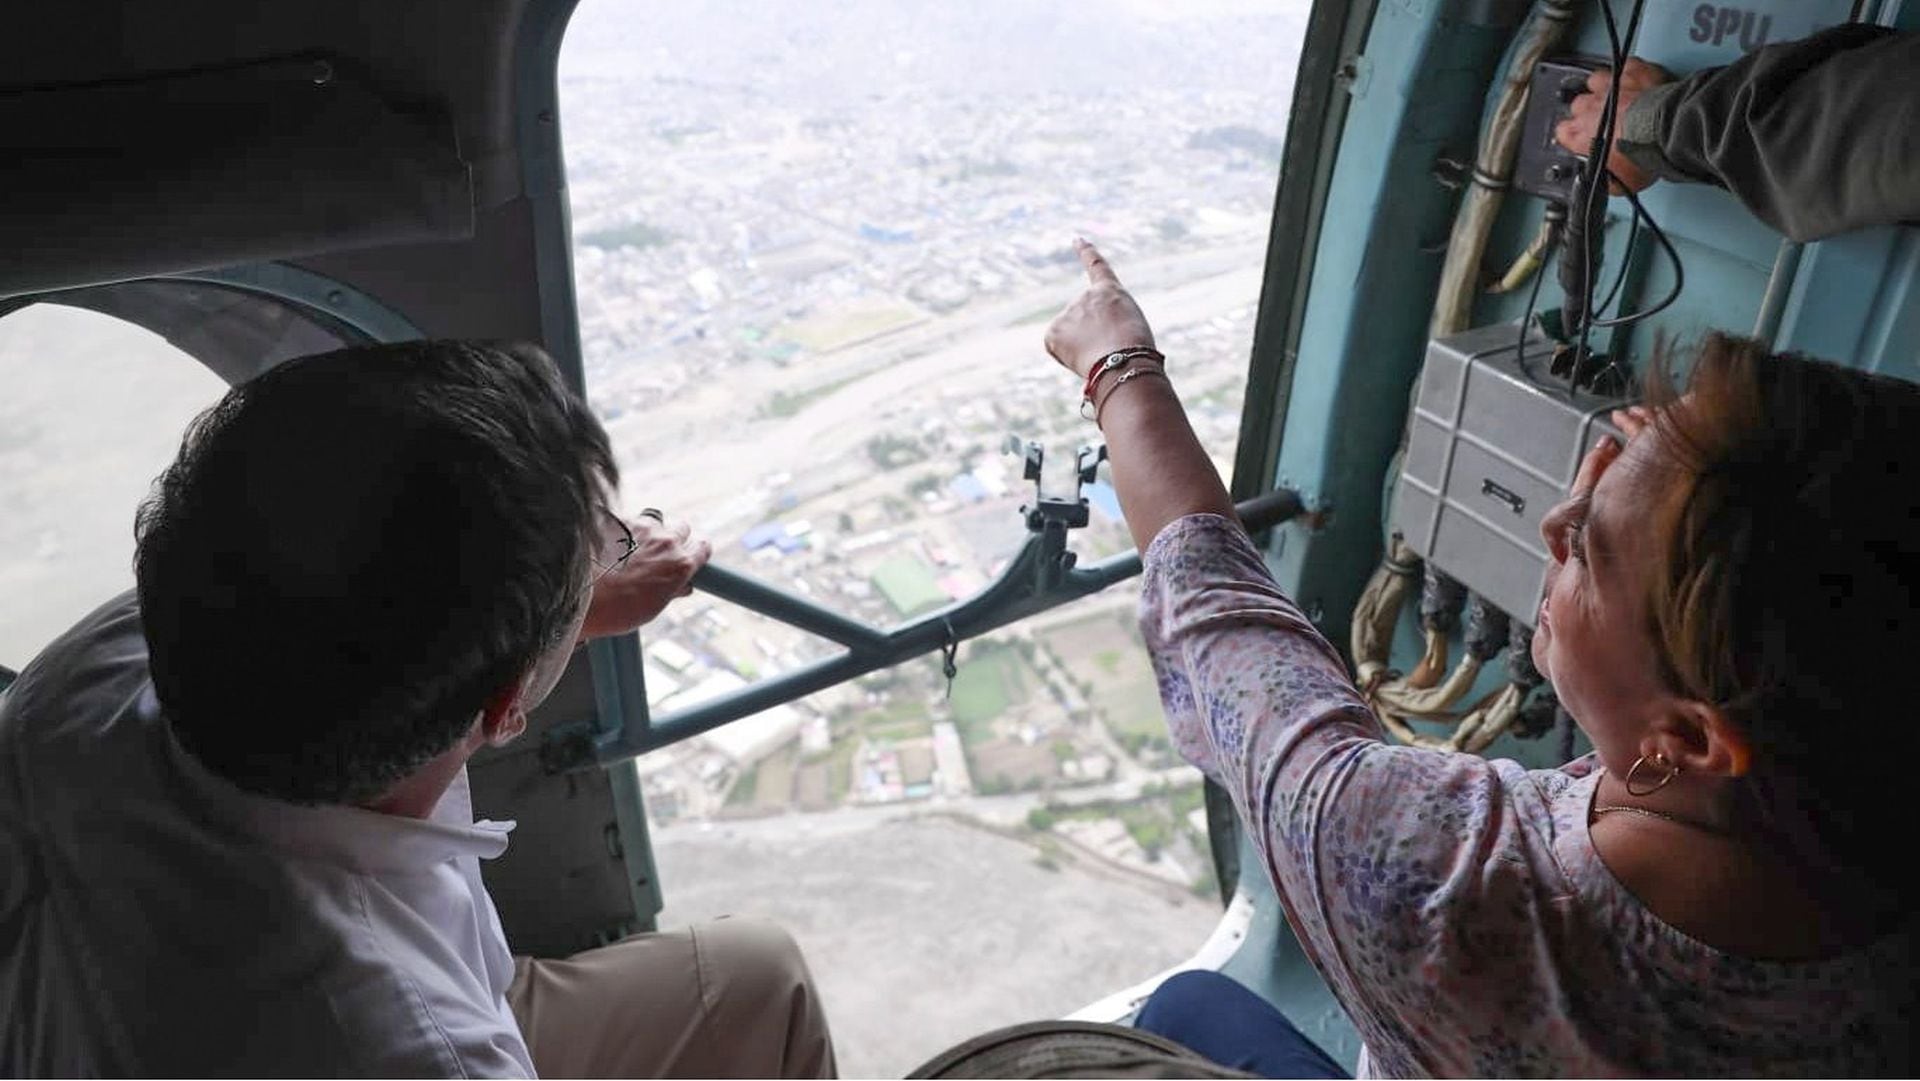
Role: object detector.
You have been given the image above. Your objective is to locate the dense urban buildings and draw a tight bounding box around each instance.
[560,0,1304,1072]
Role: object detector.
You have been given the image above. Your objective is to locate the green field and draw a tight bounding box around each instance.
[760,372,862,419]
[778,301,924,353]
[725,746,799,812]
[577,221,673,250]
[868,717,935,743]
[725,763,760,807]
[796,736,857,809]
[871,554,948,617]
[1037,612,1169,752]
[865,695,935,744]
[950,644,1024,731]
[1032,781,1207,861]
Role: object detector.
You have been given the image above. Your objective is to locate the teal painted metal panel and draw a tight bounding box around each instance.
[1779,227,1920,380]
[1265,3,1511,624]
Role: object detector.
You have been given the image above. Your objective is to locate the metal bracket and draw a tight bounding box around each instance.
[1077,442,1109,486]
[1334,54,1373,99]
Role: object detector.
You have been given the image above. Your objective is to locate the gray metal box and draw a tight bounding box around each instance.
[1390,325,1628,628]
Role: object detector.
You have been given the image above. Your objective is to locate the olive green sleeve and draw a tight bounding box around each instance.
[1617,24,1920,242]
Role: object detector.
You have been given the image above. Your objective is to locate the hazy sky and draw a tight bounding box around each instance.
[563,0,1310,105]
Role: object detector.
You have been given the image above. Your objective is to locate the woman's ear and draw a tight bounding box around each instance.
[1652,699,1751,779]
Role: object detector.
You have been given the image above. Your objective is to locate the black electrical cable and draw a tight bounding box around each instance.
[1463,594,1512,663]
[1560,167,1609,345]
[1590,176,1684,328]
[1583,0,1636,273]
[1570,0,1627,347]
[1420,567,1469,635]
[1515,215,1563,387]
[1505,625,1557,741]
[1572,0,1649,370]
[1593,211,1639,317]
[1525,0,1681,394]
[1578,204,1641,403]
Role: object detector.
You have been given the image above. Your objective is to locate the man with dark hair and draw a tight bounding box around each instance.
[0,341,835,1077]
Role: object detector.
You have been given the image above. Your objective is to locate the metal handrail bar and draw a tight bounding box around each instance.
[566,488,1304,770]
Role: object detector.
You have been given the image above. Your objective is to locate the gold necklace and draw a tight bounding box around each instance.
[1591,803,1728,836]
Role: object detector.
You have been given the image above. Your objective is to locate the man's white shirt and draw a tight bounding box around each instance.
[0,593,536,1076]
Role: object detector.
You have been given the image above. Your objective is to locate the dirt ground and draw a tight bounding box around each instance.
[653,814,1222,1077]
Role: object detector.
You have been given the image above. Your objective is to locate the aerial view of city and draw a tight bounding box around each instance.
[560,0,1306,1070]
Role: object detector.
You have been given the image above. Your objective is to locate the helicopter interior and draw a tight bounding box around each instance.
[4,0,1917,1073]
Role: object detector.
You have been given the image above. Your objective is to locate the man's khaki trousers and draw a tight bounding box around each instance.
[508,916,837,1078]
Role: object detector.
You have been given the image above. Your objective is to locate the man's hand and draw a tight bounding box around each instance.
[578,514,712,641]
[1555,59,1672,194]
[1044,239,1158,379]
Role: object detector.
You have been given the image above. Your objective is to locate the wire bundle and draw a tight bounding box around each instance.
[1516,0,1685,393]
[1368,590,1537,755]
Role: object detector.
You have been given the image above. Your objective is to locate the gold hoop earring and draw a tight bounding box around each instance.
[1624,752,1679,797]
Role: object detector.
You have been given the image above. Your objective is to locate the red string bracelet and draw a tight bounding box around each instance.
[1079,347,1164,418]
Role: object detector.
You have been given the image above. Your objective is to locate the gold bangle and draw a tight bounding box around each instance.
[1093,364,1168,427]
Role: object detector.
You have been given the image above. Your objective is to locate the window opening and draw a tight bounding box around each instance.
[0,278,367,669]
[0,305,230,666]
[560,1,1306,1070]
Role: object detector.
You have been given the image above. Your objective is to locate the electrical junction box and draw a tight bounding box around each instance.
[1512,55,1604,204]
[1390,325,1628,628]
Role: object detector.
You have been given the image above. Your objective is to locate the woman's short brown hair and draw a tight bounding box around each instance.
[1644,333,1920,896]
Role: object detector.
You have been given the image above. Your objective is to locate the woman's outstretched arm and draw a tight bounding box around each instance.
[1044,239,1235,552]
[1045,241,1580,1078]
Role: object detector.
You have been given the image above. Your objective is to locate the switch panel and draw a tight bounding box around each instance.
[1511,55,1606,204]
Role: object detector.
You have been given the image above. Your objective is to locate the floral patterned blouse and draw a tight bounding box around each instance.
[1138,514,1912,1077]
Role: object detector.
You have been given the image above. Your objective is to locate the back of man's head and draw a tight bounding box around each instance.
[135,340,616,805]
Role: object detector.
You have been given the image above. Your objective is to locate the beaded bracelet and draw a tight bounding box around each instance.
[1078,346,1164,419]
